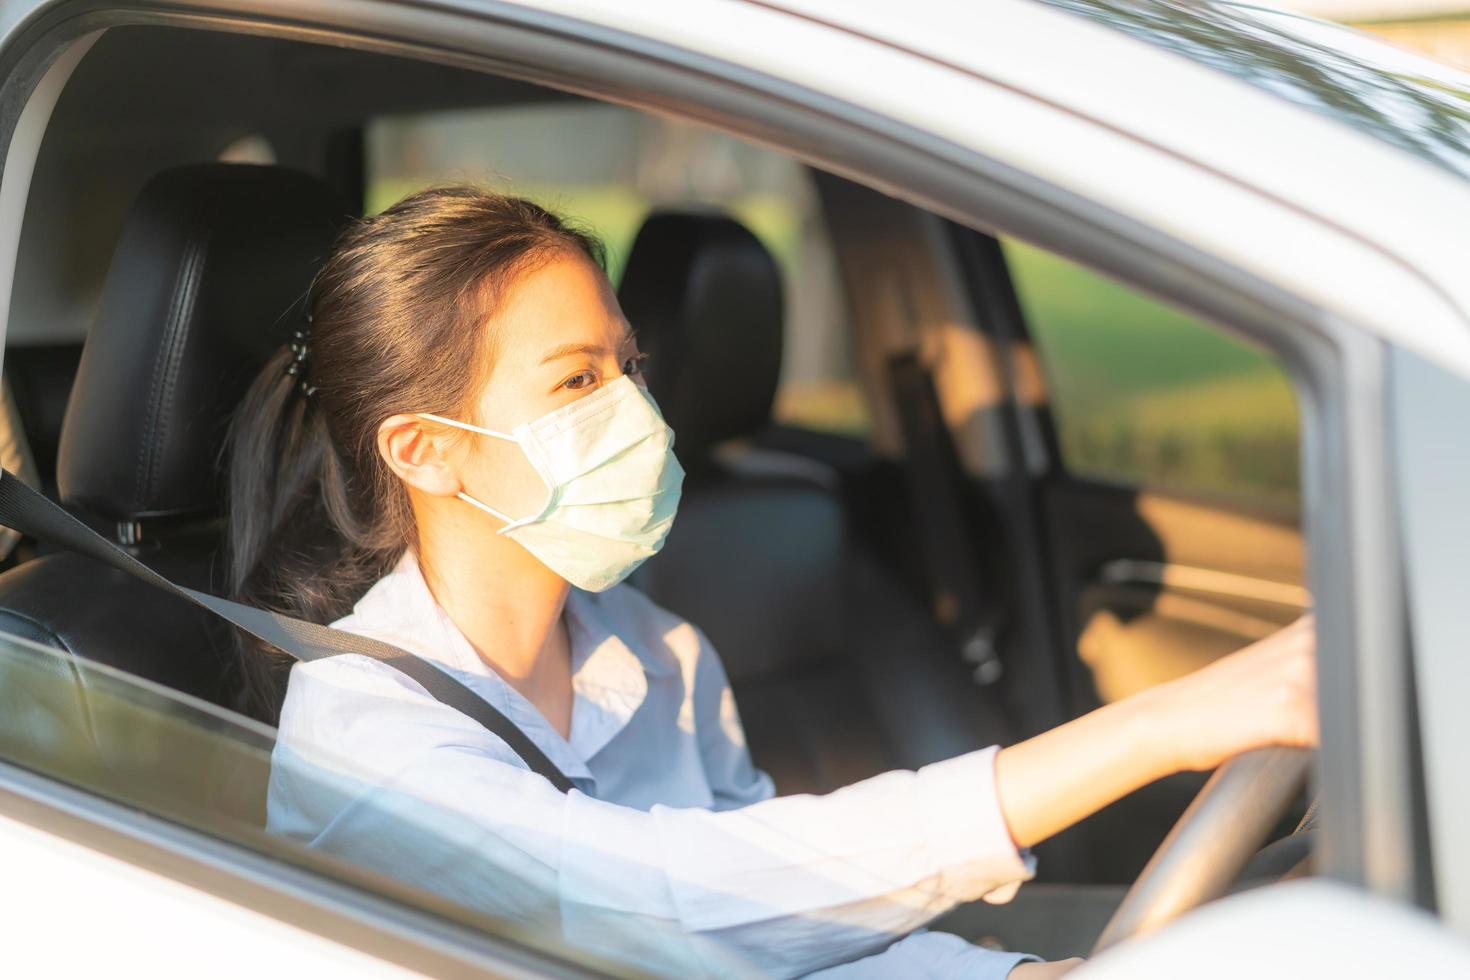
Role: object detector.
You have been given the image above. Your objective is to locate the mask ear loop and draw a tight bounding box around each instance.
[415,412,552,532]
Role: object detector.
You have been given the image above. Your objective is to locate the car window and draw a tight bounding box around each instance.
[0,633,752,977]
[366,102,868,436]
[1003,236,1300,511]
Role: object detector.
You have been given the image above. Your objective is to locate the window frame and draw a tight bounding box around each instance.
[0,0,1429,960]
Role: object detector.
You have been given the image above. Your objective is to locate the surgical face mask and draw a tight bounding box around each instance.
[417,375,684,592]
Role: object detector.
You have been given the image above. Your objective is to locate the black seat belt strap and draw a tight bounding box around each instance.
[0,470,575,793]
[887,353,1004,685]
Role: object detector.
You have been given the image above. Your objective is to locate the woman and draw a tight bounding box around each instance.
[230,187,1316,979]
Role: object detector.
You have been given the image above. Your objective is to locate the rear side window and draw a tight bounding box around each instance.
[1004,237,1299,510]
[366,103,867,436]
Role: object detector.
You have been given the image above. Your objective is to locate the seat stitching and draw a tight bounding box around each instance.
[136,227,210,508]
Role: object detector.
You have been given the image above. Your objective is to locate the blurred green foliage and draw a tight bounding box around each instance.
[1004,238,1300,512]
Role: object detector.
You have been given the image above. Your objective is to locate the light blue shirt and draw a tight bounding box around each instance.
[267,551,1040,978]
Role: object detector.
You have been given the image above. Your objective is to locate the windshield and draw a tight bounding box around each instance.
[1037,0,1470,181]
[0,632,754,977]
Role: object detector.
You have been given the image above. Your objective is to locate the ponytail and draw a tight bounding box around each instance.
[224,345,381,719]
[225,186,604,722]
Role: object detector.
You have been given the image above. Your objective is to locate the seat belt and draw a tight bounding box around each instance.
[887,353,1004,685]
[0,470,576,793]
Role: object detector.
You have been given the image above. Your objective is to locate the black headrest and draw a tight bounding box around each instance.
[617,211,783,462]
[57,164,350,522]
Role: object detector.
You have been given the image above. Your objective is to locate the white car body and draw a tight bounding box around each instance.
[1,0,1468,975]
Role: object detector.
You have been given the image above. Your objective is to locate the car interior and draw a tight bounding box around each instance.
[0,24,1312,962]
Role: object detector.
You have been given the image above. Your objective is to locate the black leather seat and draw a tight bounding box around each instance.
[0,163,350,708]
[621,212,1012,795]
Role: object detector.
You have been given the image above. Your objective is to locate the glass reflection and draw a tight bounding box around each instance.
[0,634,753,977]
[1037,0,1470,180]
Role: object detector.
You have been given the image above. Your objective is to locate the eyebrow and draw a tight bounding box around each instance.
[538,329,638,366]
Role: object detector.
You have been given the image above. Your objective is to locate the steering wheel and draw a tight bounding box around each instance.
[1091,747,1313,954]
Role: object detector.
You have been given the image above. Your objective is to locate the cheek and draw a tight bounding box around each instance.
[460,434,549,521]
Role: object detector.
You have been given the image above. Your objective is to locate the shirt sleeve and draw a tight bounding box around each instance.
[268,655,1036,979]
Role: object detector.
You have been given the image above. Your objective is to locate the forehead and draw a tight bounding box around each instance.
[491,250,628,348]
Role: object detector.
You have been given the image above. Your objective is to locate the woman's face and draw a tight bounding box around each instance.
[451,249,645,522]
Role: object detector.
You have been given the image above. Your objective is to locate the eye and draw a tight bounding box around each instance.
[623,352,649,377]
[562,370,596,391]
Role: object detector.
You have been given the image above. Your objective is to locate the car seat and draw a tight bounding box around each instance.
[620,211,1011,795]
[0,163,350,707]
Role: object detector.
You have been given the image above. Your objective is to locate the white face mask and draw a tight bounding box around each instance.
[417,375,684,592]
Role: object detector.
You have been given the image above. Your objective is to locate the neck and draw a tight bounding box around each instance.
[411,492,573,711]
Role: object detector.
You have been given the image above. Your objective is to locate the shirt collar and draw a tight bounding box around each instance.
[347,550,670,773]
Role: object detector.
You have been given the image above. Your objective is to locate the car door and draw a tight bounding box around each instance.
[1,0,1450,962]
[954,228,1309,884]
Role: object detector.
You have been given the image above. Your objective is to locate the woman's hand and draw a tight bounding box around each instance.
[1139,614,1317,773]
[996,615,1317,849]
[1011,957,1084,978]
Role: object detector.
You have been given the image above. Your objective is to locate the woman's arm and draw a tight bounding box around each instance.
[274,655,1035,978]
[997,615,1316,848]
[271,617,1314,978]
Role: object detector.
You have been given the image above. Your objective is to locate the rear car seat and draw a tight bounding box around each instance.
[0,163,350,708]
[620,211,1011,795]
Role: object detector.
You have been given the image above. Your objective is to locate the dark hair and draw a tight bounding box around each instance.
[225,185,605,721]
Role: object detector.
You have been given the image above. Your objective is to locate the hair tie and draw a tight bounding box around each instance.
[284,313,316,398]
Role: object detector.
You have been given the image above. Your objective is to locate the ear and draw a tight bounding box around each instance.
[377,414,462,497]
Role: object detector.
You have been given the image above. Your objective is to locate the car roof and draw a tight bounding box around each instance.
[764,0,1470,183]
[7,0,1470,374]
[1044,0,1470,184]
